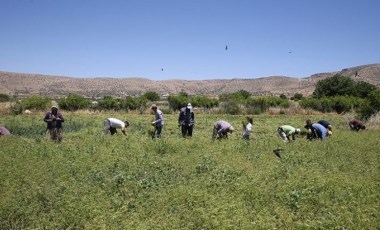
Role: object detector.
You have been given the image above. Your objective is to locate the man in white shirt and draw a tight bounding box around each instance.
[103,118,130,135]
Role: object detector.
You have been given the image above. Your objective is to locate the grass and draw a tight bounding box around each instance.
[0,112,379,229]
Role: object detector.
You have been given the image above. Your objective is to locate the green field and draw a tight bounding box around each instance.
[1,113,379,229]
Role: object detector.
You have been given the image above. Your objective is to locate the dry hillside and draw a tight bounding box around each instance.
[1,64,379,98]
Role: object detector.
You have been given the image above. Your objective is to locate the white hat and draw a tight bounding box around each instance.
[229,126,235,131]
[295,128,301,133]
[187,103,192,109]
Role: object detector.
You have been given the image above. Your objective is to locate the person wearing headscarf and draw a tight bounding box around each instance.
[43,106,64,142]
[178,103,195,137]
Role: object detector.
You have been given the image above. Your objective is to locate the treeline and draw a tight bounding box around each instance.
[300,74,380,119]
[1,74,380,119]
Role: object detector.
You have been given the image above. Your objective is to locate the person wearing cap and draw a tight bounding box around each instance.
[178,103,195,137]
[242,116,253,140]
[349,119,366,131]
[277,125,301,142]
[103,118,130,135]
[43,106,64,142]
[151,104,164,138]
[212,120,235,140]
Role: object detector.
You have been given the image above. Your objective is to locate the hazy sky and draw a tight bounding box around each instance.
[1,0,379,80]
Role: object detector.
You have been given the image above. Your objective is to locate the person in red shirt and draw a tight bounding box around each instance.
[349,119,366,131]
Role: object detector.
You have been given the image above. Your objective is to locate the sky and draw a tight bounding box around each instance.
[0,0,379,80]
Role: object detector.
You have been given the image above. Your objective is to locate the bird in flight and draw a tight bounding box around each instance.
[225,45,228,50]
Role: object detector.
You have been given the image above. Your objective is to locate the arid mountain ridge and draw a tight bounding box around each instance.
[1,64,379,98]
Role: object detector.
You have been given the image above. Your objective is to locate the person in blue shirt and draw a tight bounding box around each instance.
[311,123,328,140]
[305,119,331,140]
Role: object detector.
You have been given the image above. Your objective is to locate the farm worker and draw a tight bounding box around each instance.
[43,105,64,142]
[242,116,253,140]
[103,118,130,135]
[311,123,328,140]
[317,120,332,131]
[304,119,317,140]
[349,119,366,131]
[277,125,300,142]
[304,119,329,140]
[151,104,164,138]
[0,126,11,136]
[178,103,195,137]
[212,120,235,140]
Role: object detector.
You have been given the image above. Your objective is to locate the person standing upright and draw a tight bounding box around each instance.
[151,104,164,138]
[178,103,195,137]
[242,116,253,140]
[43,106,64,142]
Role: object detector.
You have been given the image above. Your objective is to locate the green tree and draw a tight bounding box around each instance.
[313,75,356,98]
[360,89,380,119]
[58,94,91,111]
[167,95,187,111]
[291,93,303,101]
[355,81,377,98]
[143,91,160,101]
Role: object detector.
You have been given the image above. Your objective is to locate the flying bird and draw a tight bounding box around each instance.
[225,45,228,50]
[161,68,164,71]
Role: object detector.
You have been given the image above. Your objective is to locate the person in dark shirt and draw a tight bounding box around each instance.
[349,119,366,131]
[318,120,332,131]
[178,103,195,137]
[43,106,64,142]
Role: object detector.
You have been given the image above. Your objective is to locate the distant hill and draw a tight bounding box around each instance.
[1,64,379,98]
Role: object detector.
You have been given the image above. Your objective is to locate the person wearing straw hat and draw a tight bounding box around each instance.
[43,105,64,142]
[178,103,195,137]
[212,120,235,140]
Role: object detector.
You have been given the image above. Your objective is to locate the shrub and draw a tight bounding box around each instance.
[300,96,367,114]
[220,101,241,115]
[291,93,303,101]
[143,91,160,101]
[0,93,10,102]
[21,95,51,111]
[58,94,91,111]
